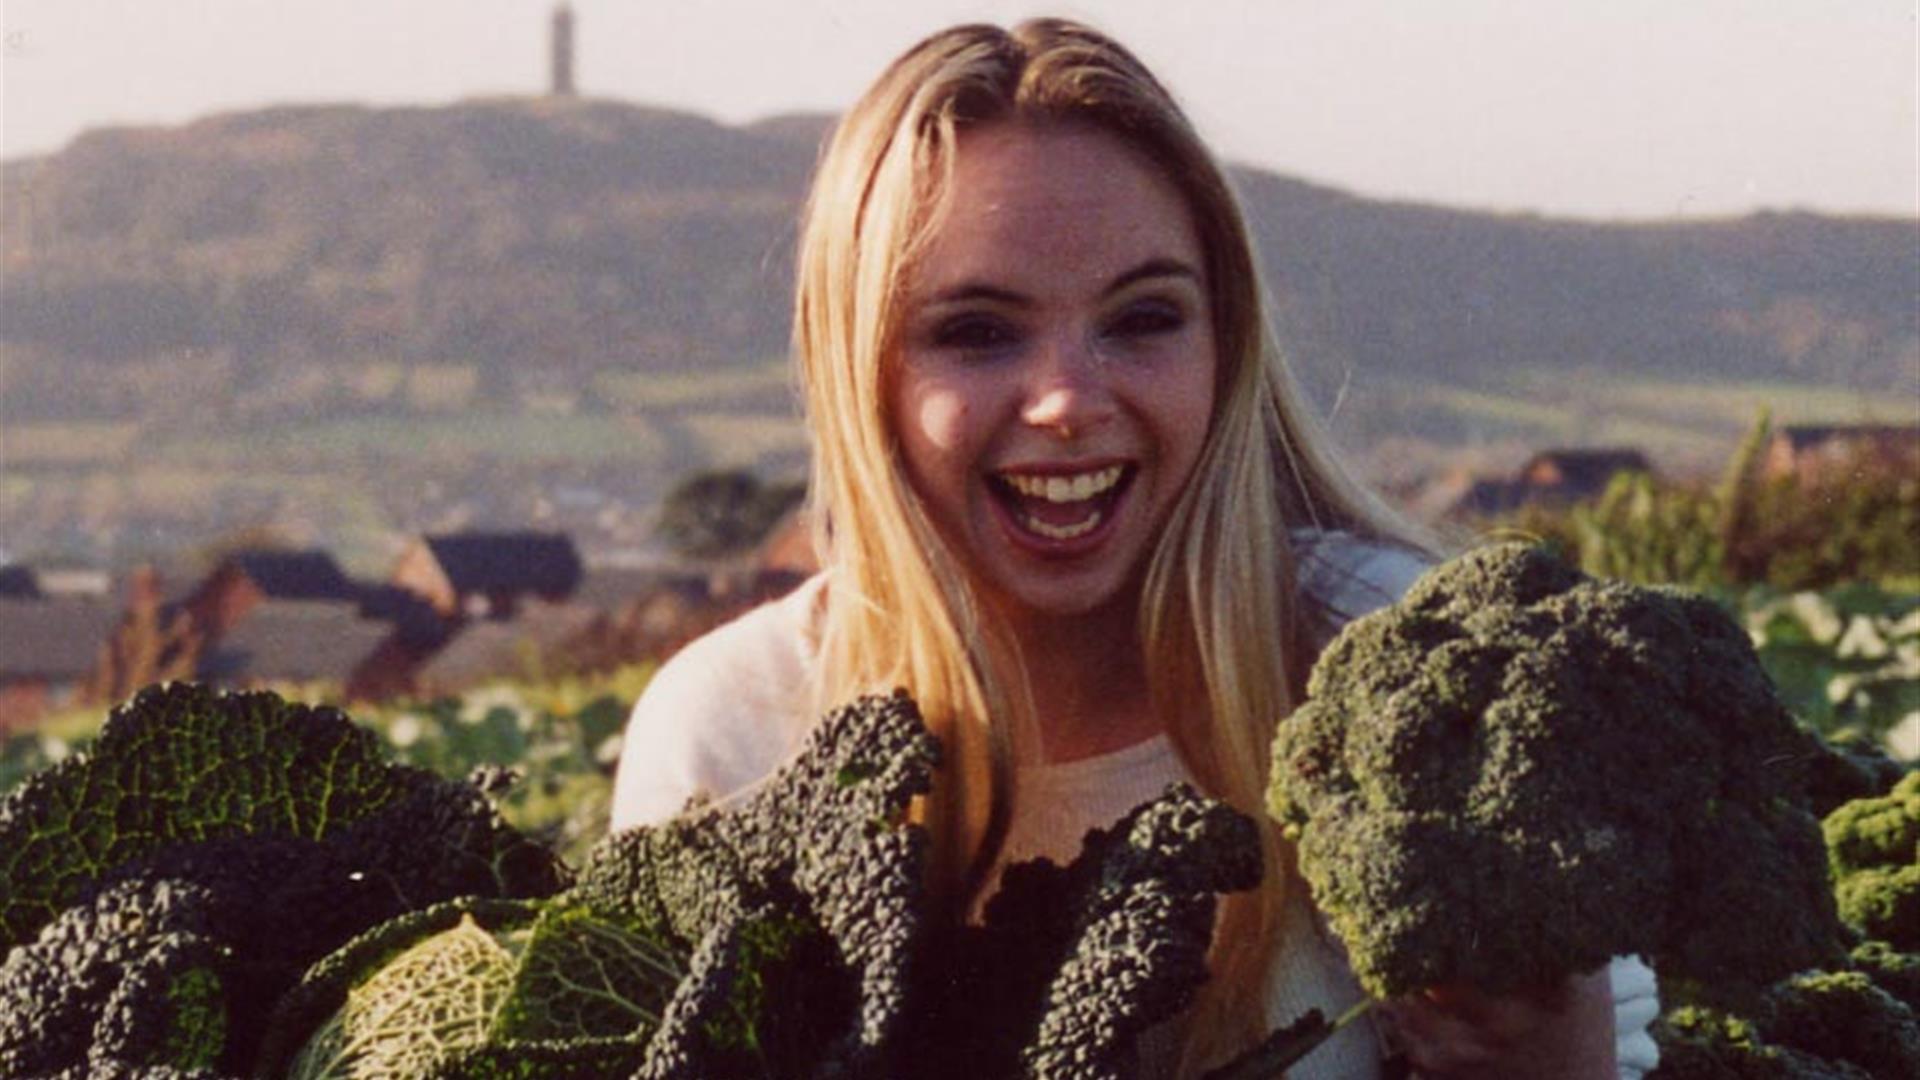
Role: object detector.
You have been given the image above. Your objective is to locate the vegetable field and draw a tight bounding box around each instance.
[0,665,648,865]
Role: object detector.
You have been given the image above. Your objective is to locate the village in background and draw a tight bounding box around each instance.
[2,6,1916,740]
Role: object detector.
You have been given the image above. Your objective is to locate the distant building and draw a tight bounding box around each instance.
[1516,448,1653,501]
[1444,446,1654,518]
[0,566,40,599]
[0,597,120,731]
[411,598,602,696]
[195,600,395,697]
[1764,423,1920,483]
[391,531,584,619]
[183,549,359,639]
[551,2,576,97]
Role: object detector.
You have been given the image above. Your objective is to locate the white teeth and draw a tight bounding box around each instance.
[1002,465,1124,503]
[1024,509,1103,540]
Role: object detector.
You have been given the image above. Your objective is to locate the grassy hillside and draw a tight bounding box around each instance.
[1,98,1913,564]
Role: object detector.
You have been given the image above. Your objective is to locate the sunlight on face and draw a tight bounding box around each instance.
[890,123,1216,630]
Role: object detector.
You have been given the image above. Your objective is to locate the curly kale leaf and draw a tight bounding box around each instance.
[264,690,936,1079]
[910,783,1263,1080]
[0,683,564,952]
[0,878,232,1079]
[0,683,567,1077]
[1269,543,1846,999]
[1653,968,1920,1080]
[1851,939,1920,1013]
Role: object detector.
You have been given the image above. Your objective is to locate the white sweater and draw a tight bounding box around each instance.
[611,534,1661,1077]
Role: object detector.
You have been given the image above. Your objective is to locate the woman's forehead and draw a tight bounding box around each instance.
[907,123,1204,293]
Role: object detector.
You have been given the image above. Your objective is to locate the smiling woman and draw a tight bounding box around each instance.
[612,18,1656,1079]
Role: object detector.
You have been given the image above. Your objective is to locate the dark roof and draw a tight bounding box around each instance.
[1448,478,1522,518]
[0,598,118,680]
[197,601,392,685]
[1523,447,1652,491]
[356,584,455,650]
[1777,423,1920,450]
[424,532,583,597]
[225,550,358,601]
[0,566,42,599]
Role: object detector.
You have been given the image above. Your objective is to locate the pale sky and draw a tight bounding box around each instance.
[3,0,1917,221]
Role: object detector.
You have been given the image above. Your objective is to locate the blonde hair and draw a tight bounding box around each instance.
[793,18,1422,1073]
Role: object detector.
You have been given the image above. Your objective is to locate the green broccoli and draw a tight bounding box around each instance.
[1267,543,1845,1000]
[1823,769,1920,950]
[0,683,567,1077]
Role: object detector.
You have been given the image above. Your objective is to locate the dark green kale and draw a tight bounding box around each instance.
[1648,768,1920,1080]
[265,693,1262,1079]
[1268,543,1846,1000]
[909,784,1263,1080]
[260,689,939,1079]
[1823,769,1920,950]
[1852,939,1920,1012]
[6,684,1266,1078]
[1804,728,1913,818]
[0,683,567,1077]
[0,878,232,1078]
[1652,969,1920,1079]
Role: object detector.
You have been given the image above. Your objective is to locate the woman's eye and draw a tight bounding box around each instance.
[931,315,1019,351]
[1105,302,1185,339]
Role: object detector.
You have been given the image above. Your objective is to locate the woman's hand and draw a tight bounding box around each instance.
[1377,967,1616,1079]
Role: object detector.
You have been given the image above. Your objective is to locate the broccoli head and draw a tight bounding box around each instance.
[1268,543,1845,999]
[0,683,567,1076]
[1823,768,1920,950]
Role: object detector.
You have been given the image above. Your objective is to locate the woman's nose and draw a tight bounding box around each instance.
[1020,331,1116,440]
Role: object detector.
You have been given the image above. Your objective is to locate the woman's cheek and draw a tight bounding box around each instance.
[906,383,974,455]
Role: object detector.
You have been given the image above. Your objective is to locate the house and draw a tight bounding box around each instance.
[1444,447,1654,518]
[194,600,396,697]
[1764,423,1920,483]
[409,599,604,696]
[1515,448,1653,503]
[183,549,360,639]
[0,566,41,599]
[0,597,121,732]
[391,532,584,619]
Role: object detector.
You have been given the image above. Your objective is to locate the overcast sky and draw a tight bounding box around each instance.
[4,0,1916,221]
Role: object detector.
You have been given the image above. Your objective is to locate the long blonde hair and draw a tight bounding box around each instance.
[793,18,1421,1073]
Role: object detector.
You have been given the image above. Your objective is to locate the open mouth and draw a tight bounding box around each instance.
[989,464,1133,543]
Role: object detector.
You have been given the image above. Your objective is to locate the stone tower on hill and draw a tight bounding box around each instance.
[551,2,576,97]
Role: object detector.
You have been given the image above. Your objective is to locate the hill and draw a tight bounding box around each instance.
[0,97,1915,565]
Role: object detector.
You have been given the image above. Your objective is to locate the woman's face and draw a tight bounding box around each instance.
[889,123,1217,626]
